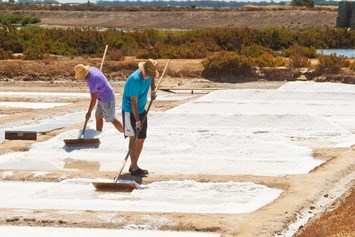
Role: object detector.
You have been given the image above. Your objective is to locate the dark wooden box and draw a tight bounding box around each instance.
[5,131,37,140]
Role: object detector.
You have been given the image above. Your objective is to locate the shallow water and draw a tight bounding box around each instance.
[317,49,355,58]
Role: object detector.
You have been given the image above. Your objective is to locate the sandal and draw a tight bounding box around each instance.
[130,167,148,176]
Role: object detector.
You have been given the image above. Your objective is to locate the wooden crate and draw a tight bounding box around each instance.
[5,131,37,140]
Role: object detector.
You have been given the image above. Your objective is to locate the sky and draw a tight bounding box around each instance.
[0,81,354,236]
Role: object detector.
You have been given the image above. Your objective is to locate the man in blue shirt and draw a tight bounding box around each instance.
[122,59,159,176]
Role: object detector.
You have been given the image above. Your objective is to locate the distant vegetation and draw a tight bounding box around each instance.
[0,22,353,60]
[291,0,315,8]
[0,14,40,26]
[1,24,354,58]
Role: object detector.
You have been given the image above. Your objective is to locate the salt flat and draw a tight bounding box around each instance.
[0,81,354,237]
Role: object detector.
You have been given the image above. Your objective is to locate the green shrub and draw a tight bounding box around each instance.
[20,17,31,26]
[109,48,125,61]
[317,54,350,73]
[0,14,22,24]
[283,45,317,58]
[349,61,355,71]
[0,14,41,26]
[255,27,293,50]
[289,54,312,68]
[30,17,41,24]
[23,46,46,60]
[202,51,254,78]
[317,28,355,49]
[241,44,277,58]
[174,42,209,59]
[0,48,12,59]
[254,53,287,67]
[291,0,315,7]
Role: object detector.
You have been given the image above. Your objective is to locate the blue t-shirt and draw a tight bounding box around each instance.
[122,69,152,113]
[86,67,114,102]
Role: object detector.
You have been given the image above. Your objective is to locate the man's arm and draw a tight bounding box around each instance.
[151,76,156,92]
[86,92,97,120]
[130,96,141,130]
[150,77,156,100]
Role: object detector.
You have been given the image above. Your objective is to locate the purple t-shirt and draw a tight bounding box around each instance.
[86,67,114,102]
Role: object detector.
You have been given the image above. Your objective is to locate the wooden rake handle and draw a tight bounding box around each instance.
[100,44,108,71]
[82,45,108,136]
[80,118,89,139]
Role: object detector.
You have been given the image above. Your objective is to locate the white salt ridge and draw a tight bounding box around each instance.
[0,226,219,237]
[0,179,282,214]
[278,81,355,92]
[154,91,195,101]
[0,171,13,179]
[0,91,90,98]
[0,102,71,109]
[31,171,49,177]
[169,92,355,116]
[0,125,319,176]
[0,92,191,144]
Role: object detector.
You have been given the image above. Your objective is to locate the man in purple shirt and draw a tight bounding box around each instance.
[75,64,123,134]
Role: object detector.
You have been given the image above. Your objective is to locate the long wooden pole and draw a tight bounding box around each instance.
[99,44,108,71]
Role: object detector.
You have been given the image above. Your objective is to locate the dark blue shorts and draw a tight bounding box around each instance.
[122,110,148,139]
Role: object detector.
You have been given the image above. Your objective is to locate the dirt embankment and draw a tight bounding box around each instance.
[0,58,354,85]
[0,58,204,82]
[6,9,338,31]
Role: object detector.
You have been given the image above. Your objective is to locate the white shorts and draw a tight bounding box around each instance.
[95,99,116,122]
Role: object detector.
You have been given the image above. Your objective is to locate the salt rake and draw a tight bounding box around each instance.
[93,59,171,192]
[63,118,100,147]
[92,180,139,192]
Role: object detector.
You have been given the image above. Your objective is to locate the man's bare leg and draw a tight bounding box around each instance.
[112,118,124,133]
[129,137,145,171]
[96,115,104,132]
